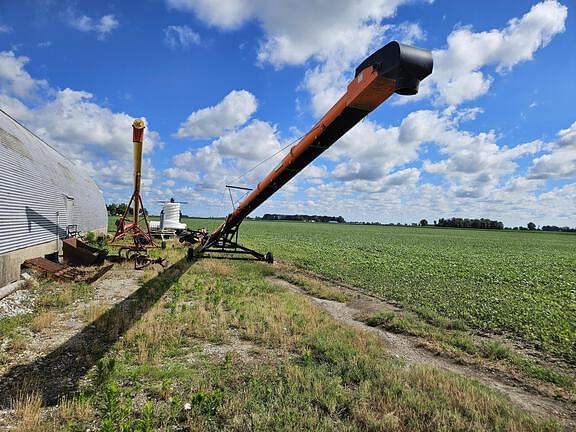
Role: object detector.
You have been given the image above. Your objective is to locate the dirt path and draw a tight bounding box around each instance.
[267,276,576,430]
[0,267,142,427]
[1,269,140,371]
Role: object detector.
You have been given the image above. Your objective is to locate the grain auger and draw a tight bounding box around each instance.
[182,41,433,262]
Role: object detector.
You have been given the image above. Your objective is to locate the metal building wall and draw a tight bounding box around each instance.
[0,110,107,257]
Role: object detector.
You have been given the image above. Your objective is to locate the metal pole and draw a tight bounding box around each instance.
[56,211,60,260]
[132,119,145,227]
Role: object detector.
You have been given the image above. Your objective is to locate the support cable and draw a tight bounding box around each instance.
[214,123,322,219]
[230,123,322,184]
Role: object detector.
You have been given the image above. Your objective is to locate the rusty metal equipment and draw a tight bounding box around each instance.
[23,257,113,284]
[110,247,167,270]
[111,119,157,249]
[111,119,158,268]
[110,119,161,269]
[62,238,107,266]
[184,41,433,262]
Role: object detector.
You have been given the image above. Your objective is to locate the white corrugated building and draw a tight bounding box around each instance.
[0,109,107,286]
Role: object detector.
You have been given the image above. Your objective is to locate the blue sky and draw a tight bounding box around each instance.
[0,0,574,227]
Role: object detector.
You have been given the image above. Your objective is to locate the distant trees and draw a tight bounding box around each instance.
[107,203,128,216]
[436,217,504,230]
[527,222,536,231]
[106,203,148,217]
[541,225,576,232]
[263,214,345,223]
[419,219,428,227]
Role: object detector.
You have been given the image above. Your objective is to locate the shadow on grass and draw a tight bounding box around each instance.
[0,257,193,407]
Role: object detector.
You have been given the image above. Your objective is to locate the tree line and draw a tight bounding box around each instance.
[435,217,504,230]
[539,225,576,232]
[106,203,148,216]
[261,214,346,223]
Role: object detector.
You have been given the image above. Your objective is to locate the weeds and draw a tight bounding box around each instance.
[94,357,116,388]
[12,390,42,431]
[0,313,32,340]
[30,310,56,332]
[57,395,93,424]
[82,303,108,323]
[95,255,562,430]
[366,308,575,394]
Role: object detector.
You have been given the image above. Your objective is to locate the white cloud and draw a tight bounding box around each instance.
[165,0,432,116]
[165,116,287,203]
[176,89,258,139]
[528,121,576,180]
[164,101,575,225]
[66,9,119,39]
[0,51,48,98]
[428,0,567,106]
[28,88,161,160]
[323,108,542,202]
[393,21,426,45]
[166,0,254,29]
[211,119,279,161]
[0,94,32,120]
[76,158,156,191]
[0,50,163,202]
[165,167,200,182]
[166,0,414,67]
[164,25,200,49]
[325,110,447,184]
[0,24,11,33]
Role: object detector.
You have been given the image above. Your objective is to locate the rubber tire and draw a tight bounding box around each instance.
[265,251,274,264]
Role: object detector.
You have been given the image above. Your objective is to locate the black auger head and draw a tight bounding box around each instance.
[355,41,433,96]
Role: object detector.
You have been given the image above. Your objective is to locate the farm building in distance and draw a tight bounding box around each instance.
[0,109,107,287]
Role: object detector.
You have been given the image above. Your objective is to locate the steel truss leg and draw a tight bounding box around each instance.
[189,226,273,263]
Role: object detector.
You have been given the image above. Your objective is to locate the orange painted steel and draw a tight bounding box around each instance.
[208,68,394,244]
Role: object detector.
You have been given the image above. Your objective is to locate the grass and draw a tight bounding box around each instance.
[365,308,575,395]
[0,280,94,341]
[57,395,93,425]
[37,282,93,309]
[82,303,108,324]
[0,313,33,339]
[30,310,56,332]
[5,228,568,430]
[19,251,560,431]
[174,219,576,363]
[273,267,350,302]
[12,390,42,431]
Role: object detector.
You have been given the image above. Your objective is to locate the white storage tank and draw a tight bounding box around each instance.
[150,200,187,232]
[0,109,107,286]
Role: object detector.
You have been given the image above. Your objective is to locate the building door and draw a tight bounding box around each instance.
[64,195,75,237]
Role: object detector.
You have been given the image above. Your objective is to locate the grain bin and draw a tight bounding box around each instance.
[0,109,107,286]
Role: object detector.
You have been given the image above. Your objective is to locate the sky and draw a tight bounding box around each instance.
[0,0,575,227]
